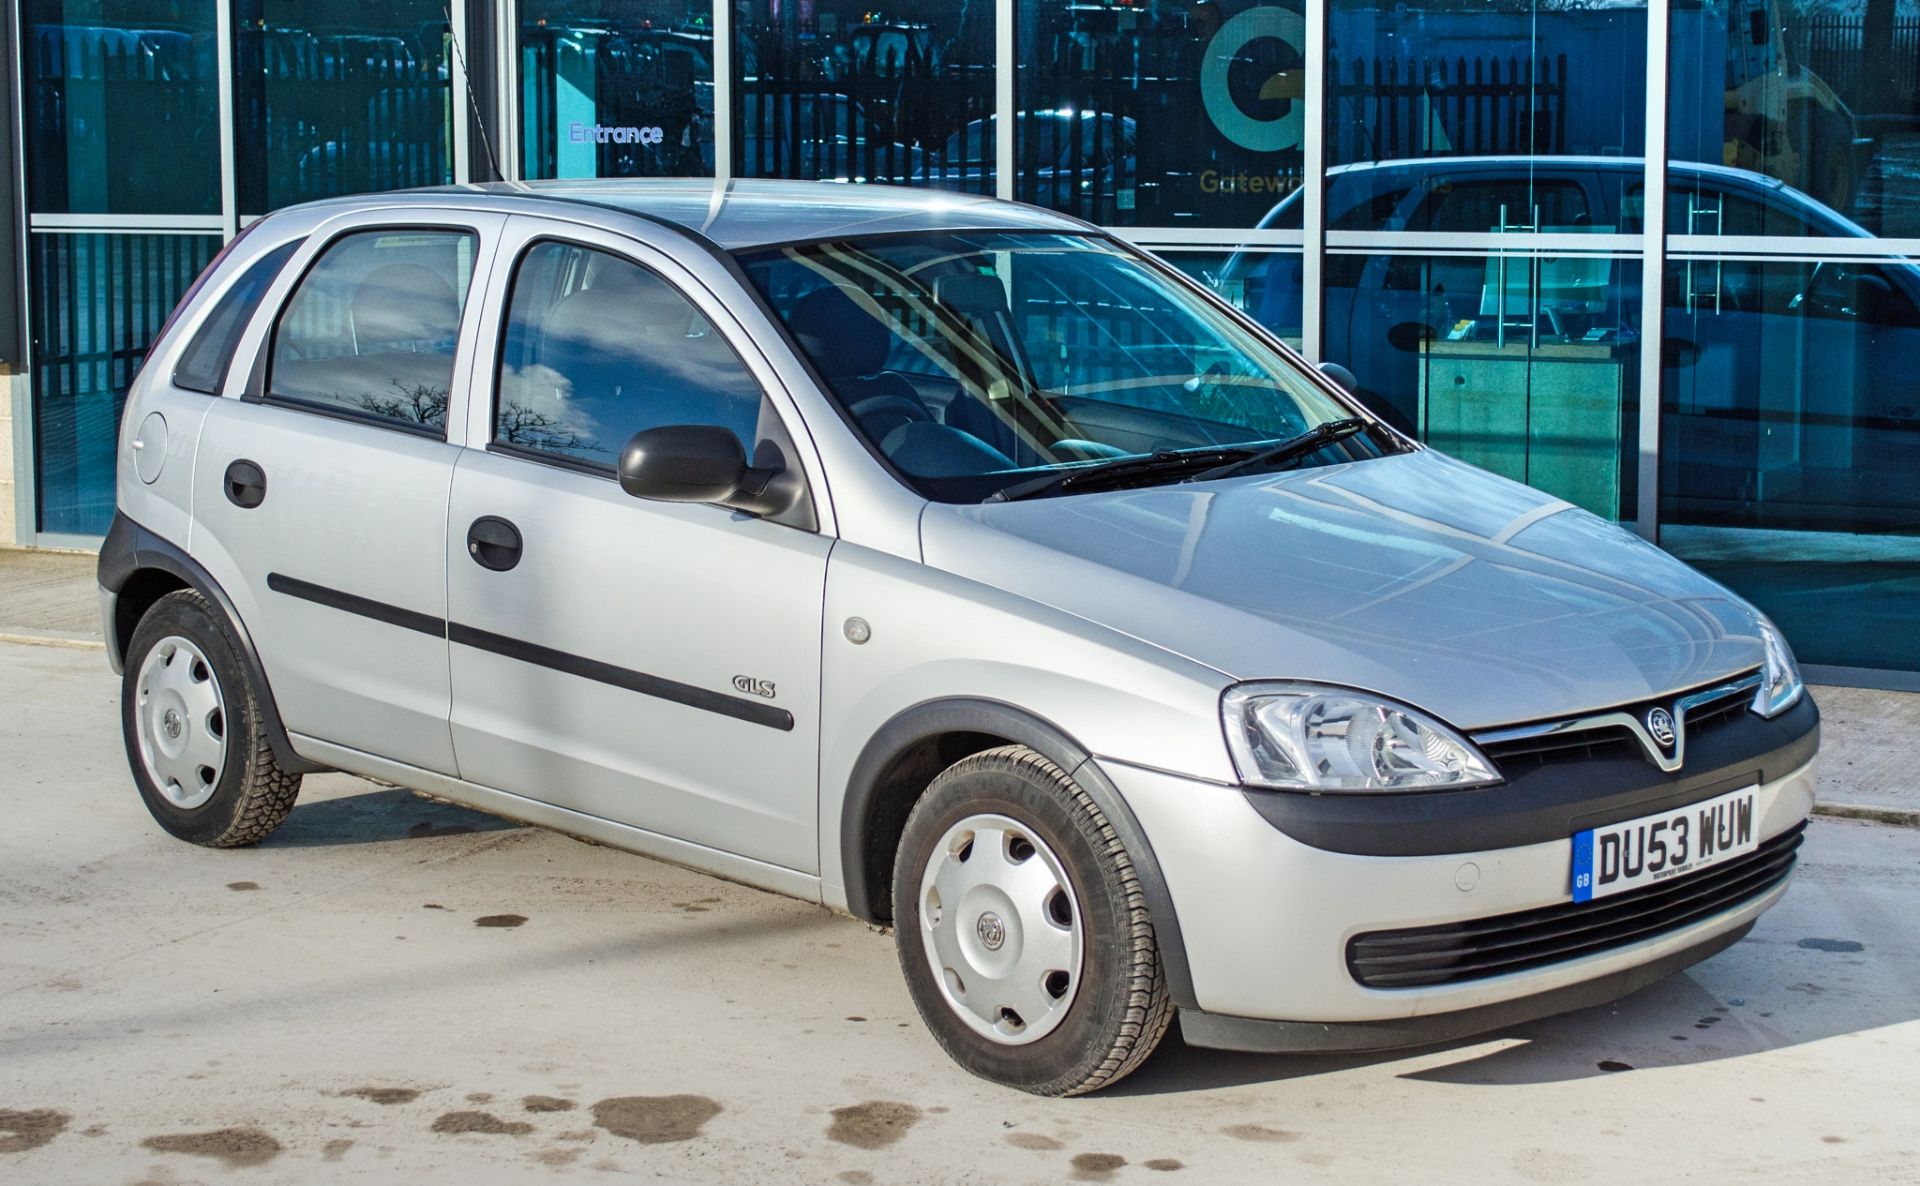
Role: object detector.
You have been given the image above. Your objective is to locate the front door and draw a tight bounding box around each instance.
[194,212,504,774]
[443,220,830,872]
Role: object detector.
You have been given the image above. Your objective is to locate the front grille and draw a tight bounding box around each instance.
[1477,672,1762,773]
[1347,821,1805,989]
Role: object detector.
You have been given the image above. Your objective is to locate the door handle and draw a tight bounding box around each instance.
[223,459,267,509]
[466,516,523,572]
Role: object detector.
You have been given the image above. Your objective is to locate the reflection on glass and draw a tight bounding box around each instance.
[495,241,763,463]
[1322,251,1642,520]
[31,233,222,535]
[519,2,715,179]
[268,230,476,431]
[22,0,220,214]
[736,0,992,187]
[1670,0,1920,238]
[1329,0,1647,229]
[1661,255,1920,668]
[233,1,454,214]
[1164,249,1306,350]
[1017,0,1305,226]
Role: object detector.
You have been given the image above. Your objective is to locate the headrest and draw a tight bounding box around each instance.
[790,284,890,378]
[352,264,458,347]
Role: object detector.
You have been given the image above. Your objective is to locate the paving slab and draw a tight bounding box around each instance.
[1,642,1916,1185]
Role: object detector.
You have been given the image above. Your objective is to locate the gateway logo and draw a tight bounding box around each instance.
[1200,7,1305,153]
[569,122,665,146]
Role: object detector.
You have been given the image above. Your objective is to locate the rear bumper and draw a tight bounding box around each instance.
[1103,755,1814,1025]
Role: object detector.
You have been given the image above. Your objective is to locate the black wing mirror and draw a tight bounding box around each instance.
[1318,361,1358,391]
[617,425,800,517]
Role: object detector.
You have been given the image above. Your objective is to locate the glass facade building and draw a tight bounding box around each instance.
[7,0,1917,682]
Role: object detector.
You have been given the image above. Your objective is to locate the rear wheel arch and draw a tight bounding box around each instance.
[839,697,1197,1009]
[99,513,327,776]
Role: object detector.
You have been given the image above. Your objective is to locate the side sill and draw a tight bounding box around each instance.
[289,733,825,907]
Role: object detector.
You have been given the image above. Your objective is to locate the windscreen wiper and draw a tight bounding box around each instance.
[1183,418,1371,484]
[986,443,1266,503]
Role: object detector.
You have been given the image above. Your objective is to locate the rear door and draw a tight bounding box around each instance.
[442,216,831,872]
[193,209,504,773]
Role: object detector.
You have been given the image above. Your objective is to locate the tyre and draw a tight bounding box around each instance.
[121,589,301,847]
[892,745,1174,1096]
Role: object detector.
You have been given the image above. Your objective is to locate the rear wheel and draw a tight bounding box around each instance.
[122,590,301,847]
[892,745,1174,1095]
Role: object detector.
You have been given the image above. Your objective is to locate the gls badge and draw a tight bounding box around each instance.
[732,675,776,700]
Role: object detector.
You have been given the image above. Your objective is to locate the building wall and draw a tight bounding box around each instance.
[8,0,1918,677]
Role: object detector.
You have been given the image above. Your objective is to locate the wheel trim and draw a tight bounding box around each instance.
[134,635,228,810]
[919,812,1084,1046]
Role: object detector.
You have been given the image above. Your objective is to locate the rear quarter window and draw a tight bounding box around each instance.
[173,240,302,395]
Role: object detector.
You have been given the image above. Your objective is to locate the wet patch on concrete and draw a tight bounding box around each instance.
[431,1111,533,1136]
[1797,938,1865,953]
[0,1109,69,1153]
[532,1147,584,1166]
[322,1138,354,1161]
[474,915,527,928]
[837,1172,873,1185]
[225,881,258,891]
[673,897,722,913]
[1223,1123,1300,1143]
[343,1086,420,1105]
[1597,1060,1634,1073]
[1145,1158,1184,1171]
[1072,1152,1127,1181]
[141,1127,283,1167]
[523,1095,576,1113]
[466,1093,494,1104]
[422,903,447,910]
[827,1101,920,1150]
[1007,1132,1064,1151]
[590,1096,722,1145]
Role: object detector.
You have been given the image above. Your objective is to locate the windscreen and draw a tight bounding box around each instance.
[739,231,1391,502]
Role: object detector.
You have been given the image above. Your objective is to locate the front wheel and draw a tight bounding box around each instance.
[122,589,302,847]
[892,745,1174,1096]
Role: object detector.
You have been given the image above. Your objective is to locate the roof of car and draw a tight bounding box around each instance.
[347,178,1096,251]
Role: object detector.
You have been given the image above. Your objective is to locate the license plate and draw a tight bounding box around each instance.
[1571,786,1759,903]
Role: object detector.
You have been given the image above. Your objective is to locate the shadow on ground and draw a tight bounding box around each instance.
[269,785,522,847]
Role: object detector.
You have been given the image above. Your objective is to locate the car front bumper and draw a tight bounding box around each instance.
[1102,752,1815,1046]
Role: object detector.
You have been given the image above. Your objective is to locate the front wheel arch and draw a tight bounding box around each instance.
[839,697,1198,1010]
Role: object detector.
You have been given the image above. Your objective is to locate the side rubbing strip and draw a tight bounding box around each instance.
[446,623,796,732]
[265,573,793,731]
[266,573,446,637]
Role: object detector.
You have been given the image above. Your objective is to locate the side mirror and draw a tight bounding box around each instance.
[1318,361,1358,392]
[617,424,798,517]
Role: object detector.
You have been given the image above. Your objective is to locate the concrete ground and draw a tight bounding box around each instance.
[3,641,1918,1185]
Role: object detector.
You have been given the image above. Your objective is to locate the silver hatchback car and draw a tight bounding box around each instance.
[101,181,1818,1095]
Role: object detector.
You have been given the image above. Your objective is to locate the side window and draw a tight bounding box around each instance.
[267,229,477,432]
[174,240,302,394]
[1406,179,1596,233]
[493,241,765,468]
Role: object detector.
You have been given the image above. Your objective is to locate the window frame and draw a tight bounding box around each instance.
[253,222,485,441]
[484,234,774,479]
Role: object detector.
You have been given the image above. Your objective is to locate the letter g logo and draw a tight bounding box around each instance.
[1201,7,1306,153]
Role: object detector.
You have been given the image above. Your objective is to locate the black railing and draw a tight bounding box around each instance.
[1329,54,1570,165]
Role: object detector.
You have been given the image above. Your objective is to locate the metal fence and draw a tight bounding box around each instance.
[1789,18,1920,115]
[1329,54,1571,165]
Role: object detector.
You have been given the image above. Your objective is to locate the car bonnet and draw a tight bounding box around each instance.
[919,449,1766,731]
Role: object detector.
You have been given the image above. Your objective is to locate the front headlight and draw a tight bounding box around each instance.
[1222,683,1501,793]
[1753,618,1805,718]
